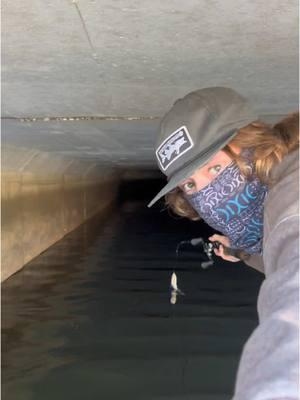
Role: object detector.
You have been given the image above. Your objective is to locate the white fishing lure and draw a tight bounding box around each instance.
[170,272,179,291]
[170,272,184,304]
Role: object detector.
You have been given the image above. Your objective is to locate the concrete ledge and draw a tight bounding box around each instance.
[2,152,120,281]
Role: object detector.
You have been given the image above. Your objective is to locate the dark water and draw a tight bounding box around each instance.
[2,198,263,400]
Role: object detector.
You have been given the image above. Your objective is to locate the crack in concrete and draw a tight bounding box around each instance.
[3,116,160,122]
[3,113,283,123]
[72,0,101,65]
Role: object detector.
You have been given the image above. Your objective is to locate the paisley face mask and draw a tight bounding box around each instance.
[184,151,268,255]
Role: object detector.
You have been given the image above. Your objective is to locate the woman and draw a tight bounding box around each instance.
[148,87,299,399]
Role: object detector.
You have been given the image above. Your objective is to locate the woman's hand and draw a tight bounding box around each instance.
[208,234,241,263]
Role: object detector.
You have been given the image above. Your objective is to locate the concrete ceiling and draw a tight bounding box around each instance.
[2,118,159,168]
[3,0,298,118]
[2,0,299,171]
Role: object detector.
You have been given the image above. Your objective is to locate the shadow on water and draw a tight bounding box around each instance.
[2,179,264,400]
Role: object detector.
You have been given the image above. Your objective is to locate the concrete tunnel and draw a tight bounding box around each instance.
[2,1,299,399]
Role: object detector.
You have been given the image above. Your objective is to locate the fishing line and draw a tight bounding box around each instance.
[169,236,222,397]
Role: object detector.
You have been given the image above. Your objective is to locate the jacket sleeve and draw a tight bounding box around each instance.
[232,216,299,400]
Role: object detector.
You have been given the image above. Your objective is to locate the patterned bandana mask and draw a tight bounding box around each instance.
[184,151,268,255]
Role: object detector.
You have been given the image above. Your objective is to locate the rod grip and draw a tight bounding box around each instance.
[224,246,250,261]
[213,241,250,261]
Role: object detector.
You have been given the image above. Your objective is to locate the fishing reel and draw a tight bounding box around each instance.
[176,236,247,269]
[190,237,221,261]
[194,238,250,261]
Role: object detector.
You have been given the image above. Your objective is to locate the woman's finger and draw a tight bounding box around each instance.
[213,247,220,256]
[214,244,240,262]
[208,234,230,247]
[209,234,240,262]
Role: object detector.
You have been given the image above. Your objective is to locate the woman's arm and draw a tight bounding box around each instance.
[232,216,299,400]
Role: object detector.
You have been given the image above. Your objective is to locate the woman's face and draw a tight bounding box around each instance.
[178,149,235,195]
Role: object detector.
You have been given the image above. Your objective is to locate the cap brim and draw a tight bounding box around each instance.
[147,125,248,208]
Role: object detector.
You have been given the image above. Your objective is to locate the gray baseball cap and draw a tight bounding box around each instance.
[148,87,258,207]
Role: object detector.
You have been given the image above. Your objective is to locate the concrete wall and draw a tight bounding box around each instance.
[2,146,120,281]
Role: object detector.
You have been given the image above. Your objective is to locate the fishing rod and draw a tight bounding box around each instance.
[176,237,250,262]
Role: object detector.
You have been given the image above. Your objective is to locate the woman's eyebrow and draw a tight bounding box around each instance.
[179,180,188,185]
[179,177,192,185]
[198,161,212,171]
[202,158,219,168]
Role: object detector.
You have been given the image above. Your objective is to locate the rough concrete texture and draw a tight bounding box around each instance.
[1,160,119,281]
[3,0,298,118]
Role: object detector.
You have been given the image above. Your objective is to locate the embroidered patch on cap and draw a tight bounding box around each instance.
[156,126,194,171]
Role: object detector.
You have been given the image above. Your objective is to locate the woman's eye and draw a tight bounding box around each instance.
[183,182,195,192]
[209,165,222,175]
